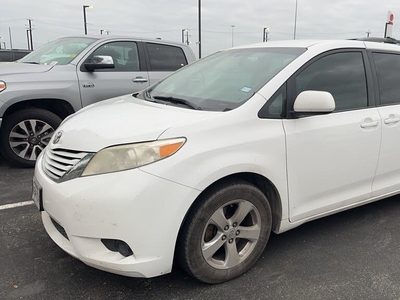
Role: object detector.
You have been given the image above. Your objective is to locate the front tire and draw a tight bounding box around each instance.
[0,108,62,167]
[178,180,272,284]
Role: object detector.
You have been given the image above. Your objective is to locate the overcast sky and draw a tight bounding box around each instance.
[1,0,399,58]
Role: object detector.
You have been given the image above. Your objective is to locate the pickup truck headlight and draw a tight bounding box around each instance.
[0,81,6,92]
[81,138,186,176]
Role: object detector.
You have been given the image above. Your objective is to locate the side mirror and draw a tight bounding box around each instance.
[84,55,115,71]
[294,90,335,114]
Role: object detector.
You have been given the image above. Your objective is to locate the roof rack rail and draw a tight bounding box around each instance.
[349,37,400,44]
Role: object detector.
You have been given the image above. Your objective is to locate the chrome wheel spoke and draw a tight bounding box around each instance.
[40,131,54,146]
[29,145,43,160]
[18,121,30,136]
[225,241,240,268]
[10,131,28,139]
[10,141,29,148]
[36,124,52,136]
[41,139,50,146]
[19,144,29,158]
[237,225,260,241]
[29,120,38,134]
[202,233,225,260]
[209,208,229,231]
[231,201,254,225]
[29,147,38,160]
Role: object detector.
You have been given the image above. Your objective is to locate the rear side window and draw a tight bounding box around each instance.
[373,53,400,105]
[147,43,187,71]
[295,52,368,111]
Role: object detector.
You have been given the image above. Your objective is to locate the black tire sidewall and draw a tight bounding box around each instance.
[0,108,62,167]
[180,181,272,284]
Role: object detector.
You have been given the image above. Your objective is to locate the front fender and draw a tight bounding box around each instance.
[140,114,289,221]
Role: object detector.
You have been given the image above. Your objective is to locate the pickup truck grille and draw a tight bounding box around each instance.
[43,148,89,180]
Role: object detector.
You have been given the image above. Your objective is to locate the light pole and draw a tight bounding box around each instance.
[182,29,189,44]
[294,0,298,39]
[263,27,270,42]
[83,5,93,35]
[231,25,235,47]
[26,30,30,50]
[198,0,201,58]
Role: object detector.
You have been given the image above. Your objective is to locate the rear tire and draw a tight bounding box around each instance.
[178,180,272,284]
[0,108,61,167]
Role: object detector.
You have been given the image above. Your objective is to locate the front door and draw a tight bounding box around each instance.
[283,51,381,222]
[77,40,150,107]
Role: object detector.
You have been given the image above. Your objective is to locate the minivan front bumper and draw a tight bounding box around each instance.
[35,152,201,278]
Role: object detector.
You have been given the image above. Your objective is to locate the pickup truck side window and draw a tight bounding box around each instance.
[89,41,140,72]
[146,43,187,71]
[372,52,400,105]
[295,52,368,111]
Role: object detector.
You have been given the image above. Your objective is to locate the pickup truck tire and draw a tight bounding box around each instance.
[177,180,272,284]
[0,108,62,167]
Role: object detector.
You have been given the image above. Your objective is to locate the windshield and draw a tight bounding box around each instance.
[147,47,306,111]
[19,37,97,66]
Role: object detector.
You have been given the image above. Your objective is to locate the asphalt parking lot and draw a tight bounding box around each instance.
[1,154,400,300]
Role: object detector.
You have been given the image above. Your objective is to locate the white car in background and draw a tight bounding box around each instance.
[33,39,400,283]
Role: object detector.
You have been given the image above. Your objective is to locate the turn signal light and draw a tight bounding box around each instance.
[0,81,6,92]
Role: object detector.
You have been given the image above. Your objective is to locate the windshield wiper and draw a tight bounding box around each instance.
[21,61,40,65]
[152,95,202,110]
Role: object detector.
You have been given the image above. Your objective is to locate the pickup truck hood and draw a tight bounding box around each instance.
[0,62,54,76]
[51,94,218,152]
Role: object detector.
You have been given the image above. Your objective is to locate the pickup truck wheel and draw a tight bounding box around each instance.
[0,108,62,167]
[178,180,272,284]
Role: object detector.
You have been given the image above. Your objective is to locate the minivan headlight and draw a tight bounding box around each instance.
[0,81,6,92]
[81,138,186,176]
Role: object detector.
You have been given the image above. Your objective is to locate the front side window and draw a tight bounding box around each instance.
[147,48,305,111]
[373,53,400,105]
[89,41,140,72]
[19,37,97,66]
[147,43,187,71]
[295,52,368,111]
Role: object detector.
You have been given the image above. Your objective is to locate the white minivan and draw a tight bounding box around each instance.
[33,39,400,283]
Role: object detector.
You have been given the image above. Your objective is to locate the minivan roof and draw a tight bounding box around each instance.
[232,39,400,52]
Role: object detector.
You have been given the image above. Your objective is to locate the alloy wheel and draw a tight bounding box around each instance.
[9,119,55,161]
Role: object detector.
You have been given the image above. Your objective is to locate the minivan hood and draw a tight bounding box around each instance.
[51,94,218,152]
[0,62,54,76]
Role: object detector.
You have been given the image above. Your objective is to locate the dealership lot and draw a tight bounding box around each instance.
[1,155,400,299]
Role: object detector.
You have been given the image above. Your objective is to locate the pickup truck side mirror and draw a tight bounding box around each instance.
[84,55,115,71]
[293,90,335,114]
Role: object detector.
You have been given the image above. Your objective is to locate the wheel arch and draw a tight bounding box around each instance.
[3,98,75,120]
[180,172,283,234]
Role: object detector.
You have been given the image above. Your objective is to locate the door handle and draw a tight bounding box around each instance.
[133,77,148,83]
[384,117,400,124]
[360,121,378,128]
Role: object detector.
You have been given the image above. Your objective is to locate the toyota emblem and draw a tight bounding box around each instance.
[53,131,63,144]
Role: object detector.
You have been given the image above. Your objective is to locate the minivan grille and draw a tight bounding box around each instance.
[43,148,89,180]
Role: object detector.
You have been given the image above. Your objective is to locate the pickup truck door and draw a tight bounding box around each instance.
[77,41,149,107]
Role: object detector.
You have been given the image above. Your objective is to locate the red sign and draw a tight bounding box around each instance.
[388,11,394,25]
